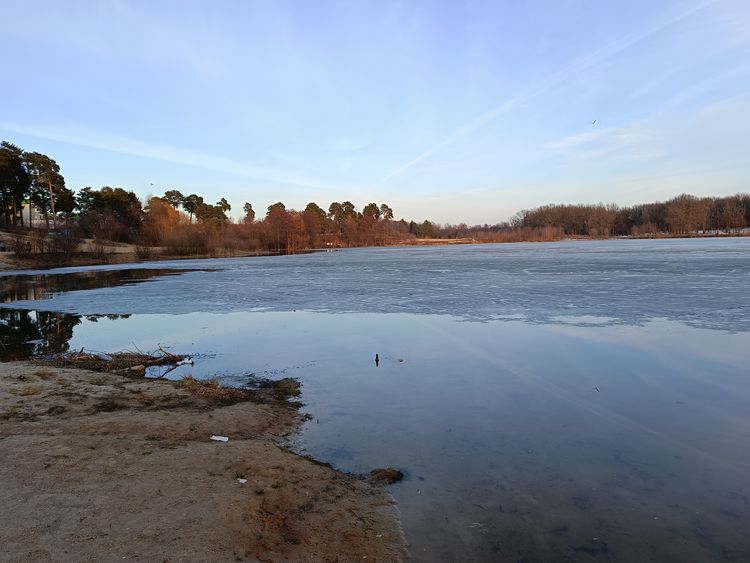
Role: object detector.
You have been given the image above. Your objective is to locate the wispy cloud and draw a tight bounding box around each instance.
[0,121,346,192]
[661,62,750,110]
[542,92,750,203]
[375,0,718,184]
[546,126,652,162]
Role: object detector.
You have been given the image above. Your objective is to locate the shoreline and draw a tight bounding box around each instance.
[0,361,406,562]
[0,247,278,273]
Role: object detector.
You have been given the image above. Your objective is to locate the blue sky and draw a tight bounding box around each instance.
[2,0,749,224]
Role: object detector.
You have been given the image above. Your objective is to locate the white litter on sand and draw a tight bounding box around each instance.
[210,435,229,442]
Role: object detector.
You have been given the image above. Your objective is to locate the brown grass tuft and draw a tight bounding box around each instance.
[176,375,256,405]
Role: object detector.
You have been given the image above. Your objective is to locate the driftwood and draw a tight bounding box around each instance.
[33,347,190,375]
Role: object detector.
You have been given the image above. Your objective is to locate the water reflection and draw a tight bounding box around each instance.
[0,309,129,361]
[0,269,192,360]
[0,268,211,304]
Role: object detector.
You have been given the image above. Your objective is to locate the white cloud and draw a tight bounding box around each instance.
[545,126,654,162]
[0,121,347,192]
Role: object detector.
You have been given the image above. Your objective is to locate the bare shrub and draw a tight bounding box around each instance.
[13,233,32,257]
[90,238,113,262]
[49,228,81,254]
[164,228,211,256]
[30,229,47,254]
[135,245,155,260]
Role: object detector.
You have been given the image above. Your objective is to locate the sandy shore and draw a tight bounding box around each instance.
[0,362,406,562]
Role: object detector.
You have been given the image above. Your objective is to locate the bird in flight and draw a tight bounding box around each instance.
[591,119,598,125]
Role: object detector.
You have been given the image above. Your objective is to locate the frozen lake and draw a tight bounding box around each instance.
[2,238,750,561]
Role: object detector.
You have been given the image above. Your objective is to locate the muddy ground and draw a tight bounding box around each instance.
[0,362,406,562]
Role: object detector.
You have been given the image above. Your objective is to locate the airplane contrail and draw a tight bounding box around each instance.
[375,0,718,185]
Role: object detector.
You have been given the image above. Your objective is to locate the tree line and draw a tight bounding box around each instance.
[434,194,750,242]
[1,139,412,255]
[142,191,404,254]
[2,140,748,257]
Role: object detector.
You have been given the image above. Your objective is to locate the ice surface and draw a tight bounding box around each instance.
[2,238,748,332]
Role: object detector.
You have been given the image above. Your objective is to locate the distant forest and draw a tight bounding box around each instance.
[1,140,748,257]
[440,192,750,243]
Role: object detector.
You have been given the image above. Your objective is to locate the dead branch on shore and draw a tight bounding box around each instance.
[32,347,190,375]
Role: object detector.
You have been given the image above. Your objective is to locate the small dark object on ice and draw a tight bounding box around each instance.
[375,353,379,367]
[369,467,404,485]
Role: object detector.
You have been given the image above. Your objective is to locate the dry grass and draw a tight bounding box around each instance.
[13,385,45,396]
[176,375,302,406]
[176,375,256,405]
[273,377,301,397]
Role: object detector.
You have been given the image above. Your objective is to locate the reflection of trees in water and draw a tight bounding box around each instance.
[0,310,80,360]
[1,279,52,303]
[0,269,197,305]
[0,310,129,361]
[0,270,172,360]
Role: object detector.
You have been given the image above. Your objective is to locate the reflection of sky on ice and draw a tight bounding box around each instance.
[547,318,749,371]
[2,238,750,561]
